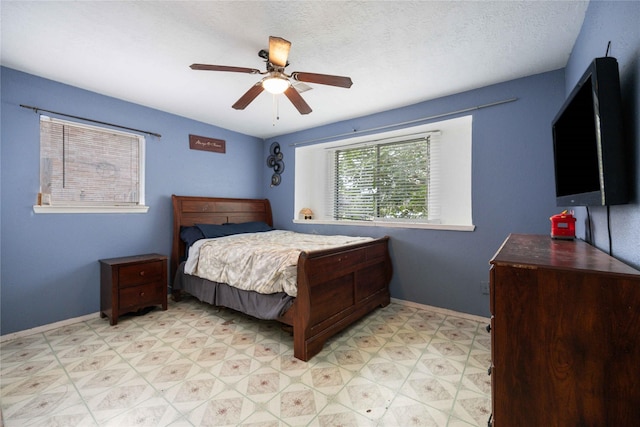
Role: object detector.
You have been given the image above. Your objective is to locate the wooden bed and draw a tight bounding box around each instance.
[170,195,393,361]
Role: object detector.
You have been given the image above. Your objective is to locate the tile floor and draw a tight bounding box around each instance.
[0,297,492,426]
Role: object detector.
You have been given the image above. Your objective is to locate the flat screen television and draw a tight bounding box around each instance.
[552,56,627,206]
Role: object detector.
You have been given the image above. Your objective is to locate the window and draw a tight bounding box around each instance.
[294,115,473,230]
[333,136,433,221]
[35,116,148,213]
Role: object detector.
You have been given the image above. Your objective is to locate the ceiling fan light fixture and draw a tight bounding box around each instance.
[262,75,290,95]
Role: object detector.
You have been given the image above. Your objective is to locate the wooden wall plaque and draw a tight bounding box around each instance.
[189,134,226,153]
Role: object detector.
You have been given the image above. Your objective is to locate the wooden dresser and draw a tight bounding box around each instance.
[488,234,640,426]
[100,253,168,325]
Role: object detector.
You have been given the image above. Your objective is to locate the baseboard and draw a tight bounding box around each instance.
[1,300,489,343]
[391,297,490,323]
[0,312,101,343]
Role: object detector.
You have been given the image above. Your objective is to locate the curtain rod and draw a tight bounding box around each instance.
[20,104,162,138]
[290,97,518,147]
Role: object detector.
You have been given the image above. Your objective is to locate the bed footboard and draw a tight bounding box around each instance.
[283,236,392,361]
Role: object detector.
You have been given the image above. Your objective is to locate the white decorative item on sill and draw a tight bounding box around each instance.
[299,208,313,220]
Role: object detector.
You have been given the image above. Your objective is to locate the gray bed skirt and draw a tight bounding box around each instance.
[172,262,295,320]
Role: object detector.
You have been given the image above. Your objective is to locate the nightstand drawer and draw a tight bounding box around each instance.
[118,260,164,287]
[119,282,163,311]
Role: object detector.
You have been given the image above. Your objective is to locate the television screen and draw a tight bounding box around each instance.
[552,57,627,206]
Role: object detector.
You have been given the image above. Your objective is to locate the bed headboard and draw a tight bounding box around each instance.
[170,195,273,279]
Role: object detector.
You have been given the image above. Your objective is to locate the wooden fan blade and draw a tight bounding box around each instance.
[190,64,261,74]
[291,72,353,88]
[284,86,312,115]
[232,83,264,110]
[268,36,291,68]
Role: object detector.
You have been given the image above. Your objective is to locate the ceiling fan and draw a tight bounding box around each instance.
[190,36,353,115]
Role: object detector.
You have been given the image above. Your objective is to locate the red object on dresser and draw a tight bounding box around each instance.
[550,210,576,239]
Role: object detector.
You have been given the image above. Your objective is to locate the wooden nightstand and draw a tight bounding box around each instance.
[100,253,168,325]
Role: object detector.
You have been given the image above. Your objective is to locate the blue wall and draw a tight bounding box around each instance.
[1,67,564,335]
[1,68,263,335]
[264,70,564,317]
[5,1,635,335]
[566,1,640,268]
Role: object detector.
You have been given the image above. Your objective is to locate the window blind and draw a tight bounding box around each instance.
[40,116,144,206]
[332,135,438,222]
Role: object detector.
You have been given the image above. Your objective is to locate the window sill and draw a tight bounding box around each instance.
[33,205,149,214]
[292,219,475,231]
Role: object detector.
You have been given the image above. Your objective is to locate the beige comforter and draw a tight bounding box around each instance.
[184,230,372,297]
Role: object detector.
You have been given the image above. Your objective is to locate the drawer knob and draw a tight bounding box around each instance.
[139,271,145,276]
[140,292,145,297]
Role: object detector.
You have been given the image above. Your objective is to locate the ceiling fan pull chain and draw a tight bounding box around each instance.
[272,94,280,126]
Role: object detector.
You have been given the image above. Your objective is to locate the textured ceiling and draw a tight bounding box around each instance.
[1,1,589,139]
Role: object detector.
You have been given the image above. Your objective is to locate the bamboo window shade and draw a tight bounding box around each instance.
[39,116,144,206]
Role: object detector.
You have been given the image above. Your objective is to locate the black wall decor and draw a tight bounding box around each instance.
[267,142,284,187]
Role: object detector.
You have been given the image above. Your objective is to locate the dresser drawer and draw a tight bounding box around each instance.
[119,282,163,311]
[118,260,164,287]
